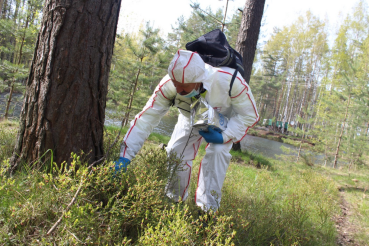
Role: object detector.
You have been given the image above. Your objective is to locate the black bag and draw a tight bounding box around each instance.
[185,29,245,93]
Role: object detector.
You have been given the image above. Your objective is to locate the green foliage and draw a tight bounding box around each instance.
[103,126,127,163]
[0,121,354,245]
[139,206,235,245]
[0,146,236,244]
[108,22,168,125]
[221,161,340,245]
[0,0,42,65]
[0,0,43,118]
[0,120,17,162]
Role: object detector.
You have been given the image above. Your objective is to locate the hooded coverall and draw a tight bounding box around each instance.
[120,50,259,211]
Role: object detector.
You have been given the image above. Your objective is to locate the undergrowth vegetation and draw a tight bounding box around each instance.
[1,121,364,245]
[0,120,18,162]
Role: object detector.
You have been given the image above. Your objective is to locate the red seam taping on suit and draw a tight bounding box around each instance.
[182,52,195,83]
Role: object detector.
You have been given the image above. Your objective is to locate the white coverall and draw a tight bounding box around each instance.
[120,50,259,211]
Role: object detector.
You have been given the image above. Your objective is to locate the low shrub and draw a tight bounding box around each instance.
[0,123,342,245]
[220,164,340,245]
[0,147,235,244]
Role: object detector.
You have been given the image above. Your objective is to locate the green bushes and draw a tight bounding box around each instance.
[221,163,340,245]
[0,123,343,245]
[0,147,235,244]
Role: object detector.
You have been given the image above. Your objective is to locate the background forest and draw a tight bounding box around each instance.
[0,1,368,167]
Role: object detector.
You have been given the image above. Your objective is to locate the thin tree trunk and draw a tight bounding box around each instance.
[296,131,305,162]
[324,123,328,166]
[333,94,351,168]
[10,0,21,63]
[123,66,141,127]
[281,81,292,133]
[272,89,279,119]
[276,81,285,121]
[4,79,14,119]
[257,93,263,111]
[5,9,30,120]
[17,9,30,65]
[11,0,122,170]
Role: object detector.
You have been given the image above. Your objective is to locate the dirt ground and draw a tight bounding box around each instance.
[335,192,360,246]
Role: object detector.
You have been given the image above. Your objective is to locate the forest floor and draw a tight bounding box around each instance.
[0,121,368,245]
[316,163,369,246]
[335,194,359,246]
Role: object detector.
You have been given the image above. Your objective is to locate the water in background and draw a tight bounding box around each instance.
[106,113,301,160]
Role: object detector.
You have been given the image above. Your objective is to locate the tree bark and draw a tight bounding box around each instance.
[232,0,265,151]
[11,0,122,170]
[236,0,266,84]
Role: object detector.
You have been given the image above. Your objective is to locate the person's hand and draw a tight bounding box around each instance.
[114,157,131,174]
[199,126,224,144]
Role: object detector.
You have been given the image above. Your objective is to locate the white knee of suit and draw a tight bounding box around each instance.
[165,113,233,211]
[195,141,233,211]
[165,114,203,202]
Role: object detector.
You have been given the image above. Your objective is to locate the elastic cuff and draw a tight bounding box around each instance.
[221,132,232,144]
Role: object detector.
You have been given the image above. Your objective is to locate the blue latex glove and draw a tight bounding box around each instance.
[199,126,224,144]
[114,157,131,174]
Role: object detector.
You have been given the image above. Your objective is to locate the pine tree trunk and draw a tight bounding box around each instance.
[235,0,266,84]
[11,0,122,170]
[232,0,265,151]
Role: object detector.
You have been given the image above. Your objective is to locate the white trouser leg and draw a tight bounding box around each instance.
[166,114,202,202]
[195,141,233,211]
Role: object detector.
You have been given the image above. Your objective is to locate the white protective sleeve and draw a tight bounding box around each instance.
[221,74,260,144]
[120,75,176,160]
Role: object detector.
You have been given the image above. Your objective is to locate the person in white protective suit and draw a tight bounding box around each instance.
[115,50,259,211]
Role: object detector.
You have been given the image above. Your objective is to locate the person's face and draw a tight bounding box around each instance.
[172,80,202,95]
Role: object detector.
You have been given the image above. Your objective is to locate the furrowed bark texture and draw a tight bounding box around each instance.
[236,0,265,84]
[232,0,265,151]
[11,0,122,168]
